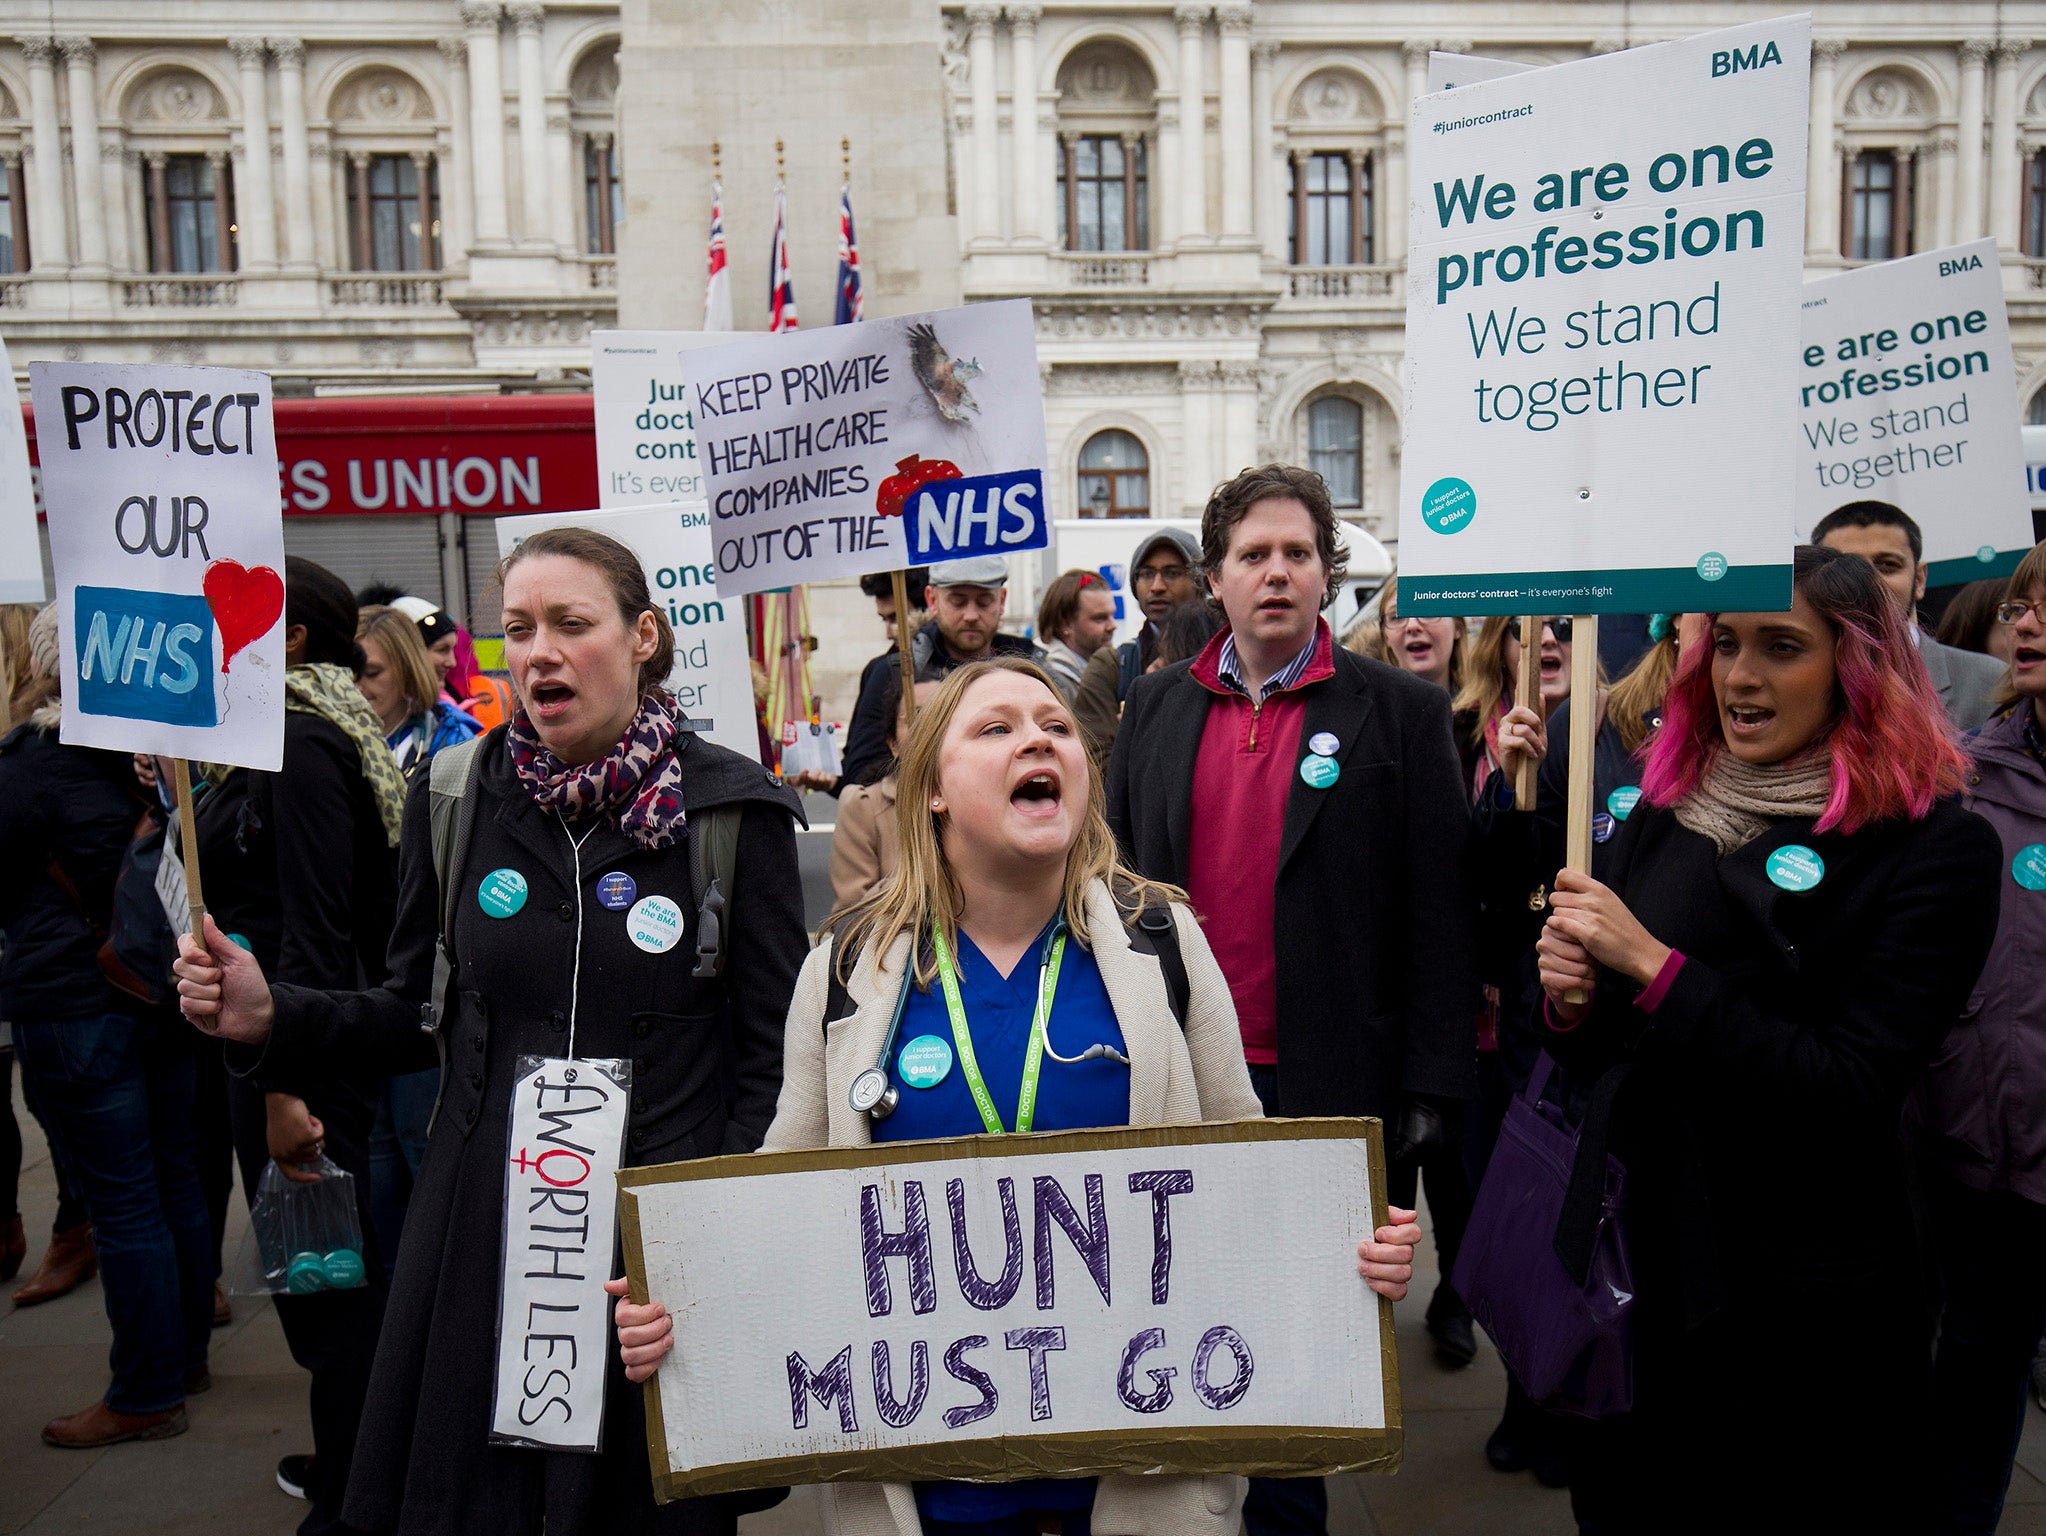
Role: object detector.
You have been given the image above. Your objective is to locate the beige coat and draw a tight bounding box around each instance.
[828,775,899,916]
[762,878,1264,1536]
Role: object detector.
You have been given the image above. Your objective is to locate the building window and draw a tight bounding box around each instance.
[144,154,232,273]
[1846,149,1913,262]
[2030,387,2046,426]
[1307,398,1363,511]
[0,156,25,272]
[584,135,621,255]
[348,153,440,272]
[1291,152,1372,265]
[2029,150,2046,258]
[1059,134,1148,252]
[1077,429,1149,518]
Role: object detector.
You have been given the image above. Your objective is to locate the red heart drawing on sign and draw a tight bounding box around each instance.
[203,560,284,673]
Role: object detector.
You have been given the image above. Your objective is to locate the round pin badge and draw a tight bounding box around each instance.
[226,933,252,951]
[477,868,528,918]
[322,1248,365,1289]
[1308,732,1340,757]
[595,871,637,911]
[626,894,684,954]
[2014,843,2046,892]
[898,1034,955,1089]
[1299,753,1339,790]
[1592,812,1617,844]
[1607,785,1642,821]
[1766,844,1826,893]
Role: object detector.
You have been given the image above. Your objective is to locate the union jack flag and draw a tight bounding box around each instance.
[769,182,799,333]
[834,184,864,324]
[704,178,732,331]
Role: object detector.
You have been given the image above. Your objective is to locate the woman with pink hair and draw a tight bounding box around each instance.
[1530,545,2002,1531]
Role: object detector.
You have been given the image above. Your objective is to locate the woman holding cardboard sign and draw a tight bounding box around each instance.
[174,528,807,1536]
[612,658,1423,1536]
[1530,547,2001,1529]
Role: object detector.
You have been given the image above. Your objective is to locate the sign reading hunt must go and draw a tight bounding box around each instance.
[679,299,1051,598]
[34,362,285,771]
[620,1120,1398,1501]
[1399,15,1809,616]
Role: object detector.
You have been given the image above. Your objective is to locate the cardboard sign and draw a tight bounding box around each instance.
[33,362,285,771]
[620,1119,1398,1501]
[490,1055,632,1452]
[1427,53,1534,94]
[1400,16,1809,617]
[1797,238,2034,585]
[681,300,1050,598]
[0,339,45,602]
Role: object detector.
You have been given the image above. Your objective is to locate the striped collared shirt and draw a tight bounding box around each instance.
[1215,629,1318,703]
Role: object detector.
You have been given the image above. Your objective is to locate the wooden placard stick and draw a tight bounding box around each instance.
[1561,614,1600,1005]
[171,756,208,950]
[1512,613,1540,809]
[890,569,917,734]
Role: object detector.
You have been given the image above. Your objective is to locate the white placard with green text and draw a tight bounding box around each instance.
[1400,15,1810,616]
[0,338,46,603]
[1796,238,2032,585]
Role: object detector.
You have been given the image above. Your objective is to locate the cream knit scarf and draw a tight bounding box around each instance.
[1673,748,1834,857]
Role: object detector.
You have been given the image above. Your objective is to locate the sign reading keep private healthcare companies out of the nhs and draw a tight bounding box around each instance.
[1797,238,2033,584]
[622,1120,1398,1500]
[1400,16,1809,617]
[33,362,285,771]
[680,299,1050,598]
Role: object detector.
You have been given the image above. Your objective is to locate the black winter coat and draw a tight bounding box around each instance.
[255,725,806,1536]
[1543,799,2001,1523]
[0,724,146,1022]
[1106,643,1479,1119]
[839,622,1045,789]
[196,711,400,1097]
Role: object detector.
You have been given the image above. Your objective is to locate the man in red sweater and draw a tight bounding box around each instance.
[1107,463,1477,1536]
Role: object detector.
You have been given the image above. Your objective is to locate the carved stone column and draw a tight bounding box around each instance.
[461,3,509,244]
[271,39,316,270]
[965,3,1001,239]
[57,37,107,271]
[509,3,550,246]
[1217,2,1252,237]
[1008,5,1042,242]
[1174,4,1208,240]
[1806,39,1844,255]
[437,37,475,267]
[1957,39,1991,240]
[15,37,67,269]
[228,37,278,268]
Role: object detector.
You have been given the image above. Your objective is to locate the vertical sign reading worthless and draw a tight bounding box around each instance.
[621,1120,1397,1501]
[1400,16,1809,617]
[0,339,46,602]
[682,300,1050,598]
[33,362,285,771]
[1797,237,2034,585]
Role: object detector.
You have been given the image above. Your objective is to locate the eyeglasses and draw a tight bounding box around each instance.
[1134,564,1192,586]
[1506,618,1574,643]
[1996,598,2046,626]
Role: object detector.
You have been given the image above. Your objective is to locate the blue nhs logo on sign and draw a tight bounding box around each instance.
[906,470,1049,562]
[75,586,217,728]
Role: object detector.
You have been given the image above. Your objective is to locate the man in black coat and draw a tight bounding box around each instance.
[1105,464,1478,1536]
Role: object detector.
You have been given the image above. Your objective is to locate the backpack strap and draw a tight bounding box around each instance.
[689,804,743,979]
[1124,899,1190,1031]
[429,735,486,965]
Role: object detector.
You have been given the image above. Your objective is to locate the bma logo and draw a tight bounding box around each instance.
[1711,41,1783,77]
[1941,253,1985,276]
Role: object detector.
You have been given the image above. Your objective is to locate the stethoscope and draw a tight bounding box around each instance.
[847,917,1133,1120]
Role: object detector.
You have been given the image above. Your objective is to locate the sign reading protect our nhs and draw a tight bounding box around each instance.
[33,362,285,772]
[1399,16,1809,617]
[679,300,1049,598]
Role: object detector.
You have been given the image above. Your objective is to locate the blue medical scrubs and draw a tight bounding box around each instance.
[873,916,1130,1533]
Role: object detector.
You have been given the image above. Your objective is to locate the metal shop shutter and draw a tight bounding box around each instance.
[282,515,448,611]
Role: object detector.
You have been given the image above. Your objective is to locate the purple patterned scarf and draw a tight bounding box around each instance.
[507,688,689,849]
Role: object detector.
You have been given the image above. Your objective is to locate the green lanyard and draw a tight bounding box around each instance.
[930,922,1066,1136]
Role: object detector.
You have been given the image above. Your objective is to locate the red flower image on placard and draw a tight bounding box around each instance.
[875,454,962,519]
[202,559,284,673]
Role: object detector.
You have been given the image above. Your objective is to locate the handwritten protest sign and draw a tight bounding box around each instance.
[621,1119,1398,1500]
[1400,15,1809,616]
[1797,237,2033,584]
[681,300,1050,598]
[33,362,284,771]
[0,339,45,603]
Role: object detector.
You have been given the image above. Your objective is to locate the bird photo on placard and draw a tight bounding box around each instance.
[907,321,983,425]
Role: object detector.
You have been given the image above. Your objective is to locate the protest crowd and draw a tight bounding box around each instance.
[7,17,2046,1536]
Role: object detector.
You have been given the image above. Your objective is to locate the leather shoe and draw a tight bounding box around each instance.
[12,1222,95,1307]
[1486,1414,1534,1473]
[42,1401,188,1448]
[1426,1287,1478,1369]
[1,1213,24,1281]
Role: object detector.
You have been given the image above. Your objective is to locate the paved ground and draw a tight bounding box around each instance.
[6,1066,2045,1536]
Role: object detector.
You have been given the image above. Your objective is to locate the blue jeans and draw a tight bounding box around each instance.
[13,1012,213,1414]
[367,1066,437,1267]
